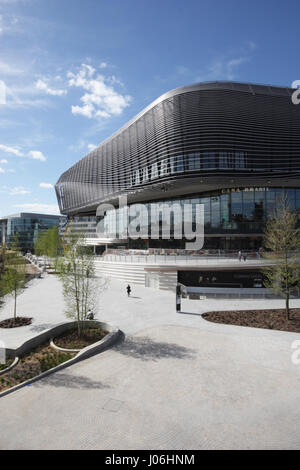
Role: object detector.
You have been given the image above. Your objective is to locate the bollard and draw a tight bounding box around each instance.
[176,284,181,312]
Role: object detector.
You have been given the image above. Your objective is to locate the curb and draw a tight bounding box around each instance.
[0,322,121,399]
[0,357,19,377]
[50,339,80,354]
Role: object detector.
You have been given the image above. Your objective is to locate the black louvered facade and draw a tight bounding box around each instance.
[56,81,300,217]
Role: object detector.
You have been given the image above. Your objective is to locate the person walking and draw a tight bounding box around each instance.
[243,251,247,262]
[238,250,242,262]
[126,284,131,297]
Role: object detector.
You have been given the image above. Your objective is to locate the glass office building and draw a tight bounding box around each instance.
[1,213,63,252]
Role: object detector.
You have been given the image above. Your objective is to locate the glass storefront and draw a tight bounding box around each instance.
[101,187,300,251]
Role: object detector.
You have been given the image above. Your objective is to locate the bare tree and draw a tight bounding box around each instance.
[263,197,300,320]
[57,231,108,337]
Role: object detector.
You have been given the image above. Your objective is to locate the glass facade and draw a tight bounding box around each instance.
[100,187,300,250]
[2,214,62,251]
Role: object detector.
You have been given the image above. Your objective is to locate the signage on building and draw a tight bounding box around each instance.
[221,187,269,194]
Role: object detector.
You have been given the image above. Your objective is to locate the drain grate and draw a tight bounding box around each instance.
[102,398,124,412]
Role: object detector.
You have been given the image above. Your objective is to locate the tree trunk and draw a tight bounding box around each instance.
[14,290,17,323]
[286,292,290,321]
[77,310,81,338]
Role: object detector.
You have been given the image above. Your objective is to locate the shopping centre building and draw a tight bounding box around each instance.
[55,81,300,292]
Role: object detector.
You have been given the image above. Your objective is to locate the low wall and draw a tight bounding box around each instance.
[0,320,121,399]
[5,320,119,359]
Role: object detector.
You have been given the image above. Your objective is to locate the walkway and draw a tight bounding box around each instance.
[0,275,300,449]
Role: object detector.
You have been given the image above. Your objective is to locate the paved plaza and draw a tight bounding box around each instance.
[1,274,300,449]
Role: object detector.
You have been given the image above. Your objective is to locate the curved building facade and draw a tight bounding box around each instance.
[56,81,300,251]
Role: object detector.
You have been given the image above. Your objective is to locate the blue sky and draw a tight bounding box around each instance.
[0,0,299,217]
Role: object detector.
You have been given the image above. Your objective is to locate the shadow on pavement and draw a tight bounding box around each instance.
[33,372,111,390]
[30,323,59,333]
[114,334,196,361]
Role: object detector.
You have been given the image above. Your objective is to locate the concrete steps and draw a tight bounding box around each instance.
[95,260,146,285]
[94,261,178,291]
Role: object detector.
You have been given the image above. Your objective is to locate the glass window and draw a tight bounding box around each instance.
[160,159,169,176]
[211,196,220,228]
[142,167,149,182]
[151,162,159,179]
[176,155,184,173]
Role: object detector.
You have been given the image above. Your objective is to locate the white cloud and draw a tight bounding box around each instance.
[99,62,108,69]
[226,57,249,80]
[195,42,255,82]
[0,60,23,76]
[87,143,97,151]
[39,182,53,189]
[68,63,131,120]
[0,159,8,163]
[35,79,67,96]
[27,150,46,161]
[0,144,46,161]
[0,167,4,173]
[14,203,60,214]
[9,186,31,195]
[0,143,23,156]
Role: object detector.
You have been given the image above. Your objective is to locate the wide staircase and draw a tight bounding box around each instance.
[94,259,178,291]
[94,260,146,285]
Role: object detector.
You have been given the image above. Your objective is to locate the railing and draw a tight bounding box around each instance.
[97,252,268,265]
[103,248,262,258]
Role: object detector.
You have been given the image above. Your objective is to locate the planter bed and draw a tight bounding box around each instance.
[0,359,13,372]
[53,327,108,350]
[0,320,120,397]
[0,343,74,393]
[0,317,32,328]
[202,308,300,333]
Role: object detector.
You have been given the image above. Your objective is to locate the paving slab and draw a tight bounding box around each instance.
[1,275,300,449]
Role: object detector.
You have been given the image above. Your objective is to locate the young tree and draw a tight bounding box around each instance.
[57,231,107,337]
[34,226,63,271]
[263,199,300,320]
[34,231,48,256]
[0,235,26,323]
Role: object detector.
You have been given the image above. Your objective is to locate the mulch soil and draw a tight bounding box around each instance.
[54,327,108,350]
[0,317,32,328]
[202,309,300,333]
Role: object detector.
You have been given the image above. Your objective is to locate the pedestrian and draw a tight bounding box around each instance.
[126,284,131,297]
[87,309,94,320]
[243,251,247,262]
[238,250,242,262]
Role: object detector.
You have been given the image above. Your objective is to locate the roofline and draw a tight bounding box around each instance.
[102,80,295,144]
[61,80,296,179]
[0,212,64,221]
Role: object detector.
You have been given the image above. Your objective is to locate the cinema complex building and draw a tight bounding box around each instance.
[55,81,300,293]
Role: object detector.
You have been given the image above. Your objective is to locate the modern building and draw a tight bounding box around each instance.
[0,213,64,252]
[55,81,300,291]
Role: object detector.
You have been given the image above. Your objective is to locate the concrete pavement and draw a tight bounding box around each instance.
[1,275,300,449]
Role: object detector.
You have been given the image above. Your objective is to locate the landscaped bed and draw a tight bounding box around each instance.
[202,309,300,333]
[53,327,108,350]
[0,344,75,393]
[0,317,32,328]
[0,359,13,372]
